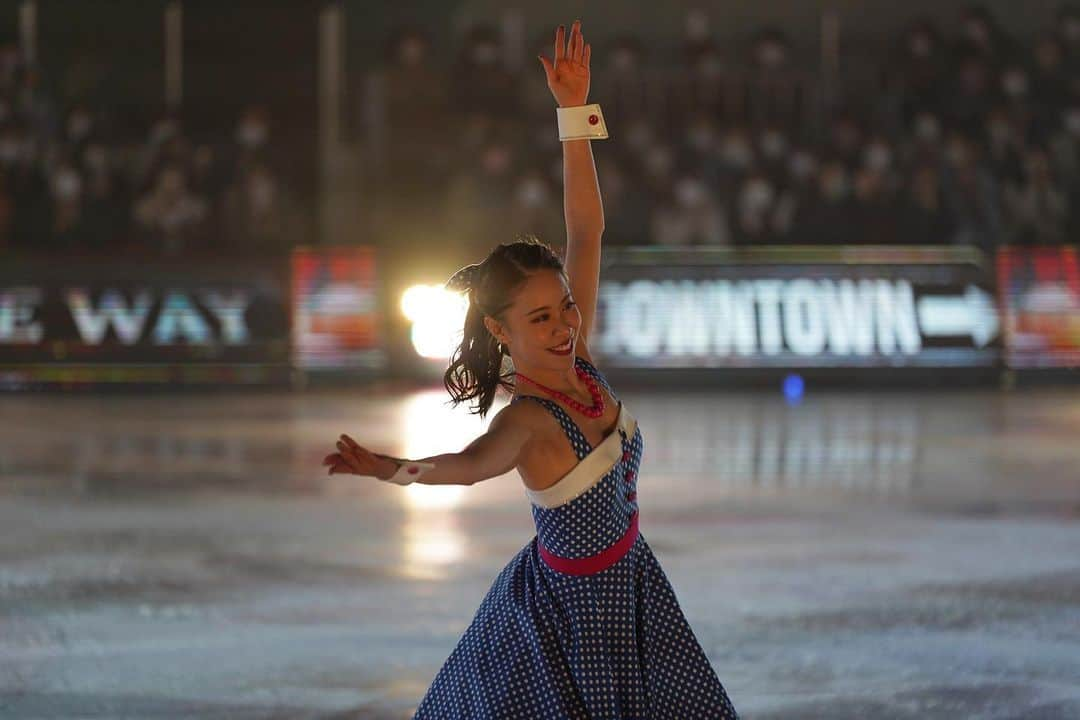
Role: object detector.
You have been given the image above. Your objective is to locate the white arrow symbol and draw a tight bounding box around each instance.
[916,285,1000,347]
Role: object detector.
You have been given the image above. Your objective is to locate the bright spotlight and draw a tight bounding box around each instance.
[401,284,469,360]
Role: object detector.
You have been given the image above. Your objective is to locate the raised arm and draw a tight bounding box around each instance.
[539,20,605,347]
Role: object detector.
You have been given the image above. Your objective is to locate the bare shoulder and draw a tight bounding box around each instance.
[497,395,549,434]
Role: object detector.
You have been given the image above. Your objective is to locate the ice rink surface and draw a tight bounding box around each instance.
[1,384,1079,719]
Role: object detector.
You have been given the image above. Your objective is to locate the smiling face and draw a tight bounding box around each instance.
[484,268,581,372]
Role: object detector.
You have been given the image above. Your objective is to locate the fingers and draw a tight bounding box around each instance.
[538,53,554,80]
[323,452,351,475]
[325,435,378,476]
[325,434,361,473]
[336,441,364,473]
[556,20,588,69]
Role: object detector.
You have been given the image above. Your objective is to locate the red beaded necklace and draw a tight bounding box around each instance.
[514,364,606,418]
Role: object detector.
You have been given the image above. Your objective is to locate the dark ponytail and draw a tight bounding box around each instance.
[443,234,566,419]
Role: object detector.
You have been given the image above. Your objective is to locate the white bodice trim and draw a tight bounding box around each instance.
[524,400,638,509]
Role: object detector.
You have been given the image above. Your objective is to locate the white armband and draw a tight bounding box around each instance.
[557,103,609,141]
[375,454,436,486]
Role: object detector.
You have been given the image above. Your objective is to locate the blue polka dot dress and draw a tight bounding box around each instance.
[412,355,739,719]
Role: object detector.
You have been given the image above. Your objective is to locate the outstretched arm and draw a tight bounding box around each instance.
[325,403,534,486]
[539,20,605,348]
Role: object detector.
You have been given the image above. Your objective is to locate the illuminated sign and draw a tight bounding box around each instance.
[0,287,259,346]
[292,246,386,370]
[592,247,1001,367]
[0,258,289,367]
[997,245,1080,368]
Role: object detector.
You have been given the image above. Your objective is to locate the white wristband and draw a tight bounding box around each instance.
[557,103,609,141]
[375,454,436,486]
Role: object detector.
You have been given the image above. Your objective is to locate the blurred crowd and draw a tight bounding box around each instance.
[3,5,1079,260]
[0,41,307,257]
[369,4,1080,255]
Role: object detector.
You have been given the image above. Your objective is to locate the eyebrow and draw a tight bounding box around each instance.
[526,292,571,316]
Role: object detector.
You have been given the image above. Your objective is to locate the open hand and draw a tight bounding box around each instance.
[323,434,394,479]
[538,19,591,108]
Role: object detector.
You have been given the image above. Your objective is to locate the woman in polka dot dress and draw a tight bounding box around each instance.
[325,19,739,719]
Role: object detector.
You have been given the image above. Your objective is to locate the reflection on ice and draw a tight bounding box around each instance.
[397,389,485,578]
[643,394,921,495]
[0,387,1076,512]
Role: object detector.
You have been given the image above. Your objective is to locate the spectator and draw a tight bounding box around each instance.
[615,116,657,176]
[741,27,805,134]
[64,103,95,156]
[773,145,821,239]
[794,158,859,244]
[982,105,1025,186]
[223,159,303,252]
[674,111,720,176]
[945,53,994,137]
[898,163,956,244]
[652,173,730,246]
[851,164,900,244]
[1002,146,1069,244]
[732,170,784,245]
[1048,101,1080,184]
[714,124,757,199]
[825,112,864,168]
[374,26,452,193]
[443,135,519,256]
[451,25,517,118]
[80,141,127,251]
[940,132,1003,253]
[953,5,1013,69]
[133,164,208,256]
[669,40,735,132]
[508,168,563,247]
[1030,33,1070,137]
[756,125,791,186]
[230,104,273,181]
[47,160,84,249]
[132,110,182,190]
[639,142,678,199]
[904,110,945,168]
[3,121,50,249]
[1056,3,1080,76]
[996,60,1035,141]
[895,19,949,127]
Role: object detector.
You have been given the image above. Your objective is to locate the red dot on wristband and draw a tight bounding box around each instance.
[588,114,599,125]
[407,466,419,474]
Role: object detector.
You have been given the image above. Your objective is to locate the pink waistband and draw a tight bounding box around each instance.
[538,510,639,576]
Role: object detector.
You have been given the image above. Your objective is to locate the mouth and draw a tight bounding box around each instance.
[548,335,574,355]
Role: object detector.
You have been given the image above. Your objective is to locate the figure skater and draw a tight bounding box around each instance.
[323,20,740,719]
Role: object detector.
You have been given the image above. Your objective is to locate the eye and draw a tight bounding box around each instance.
[531,300,576,323]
